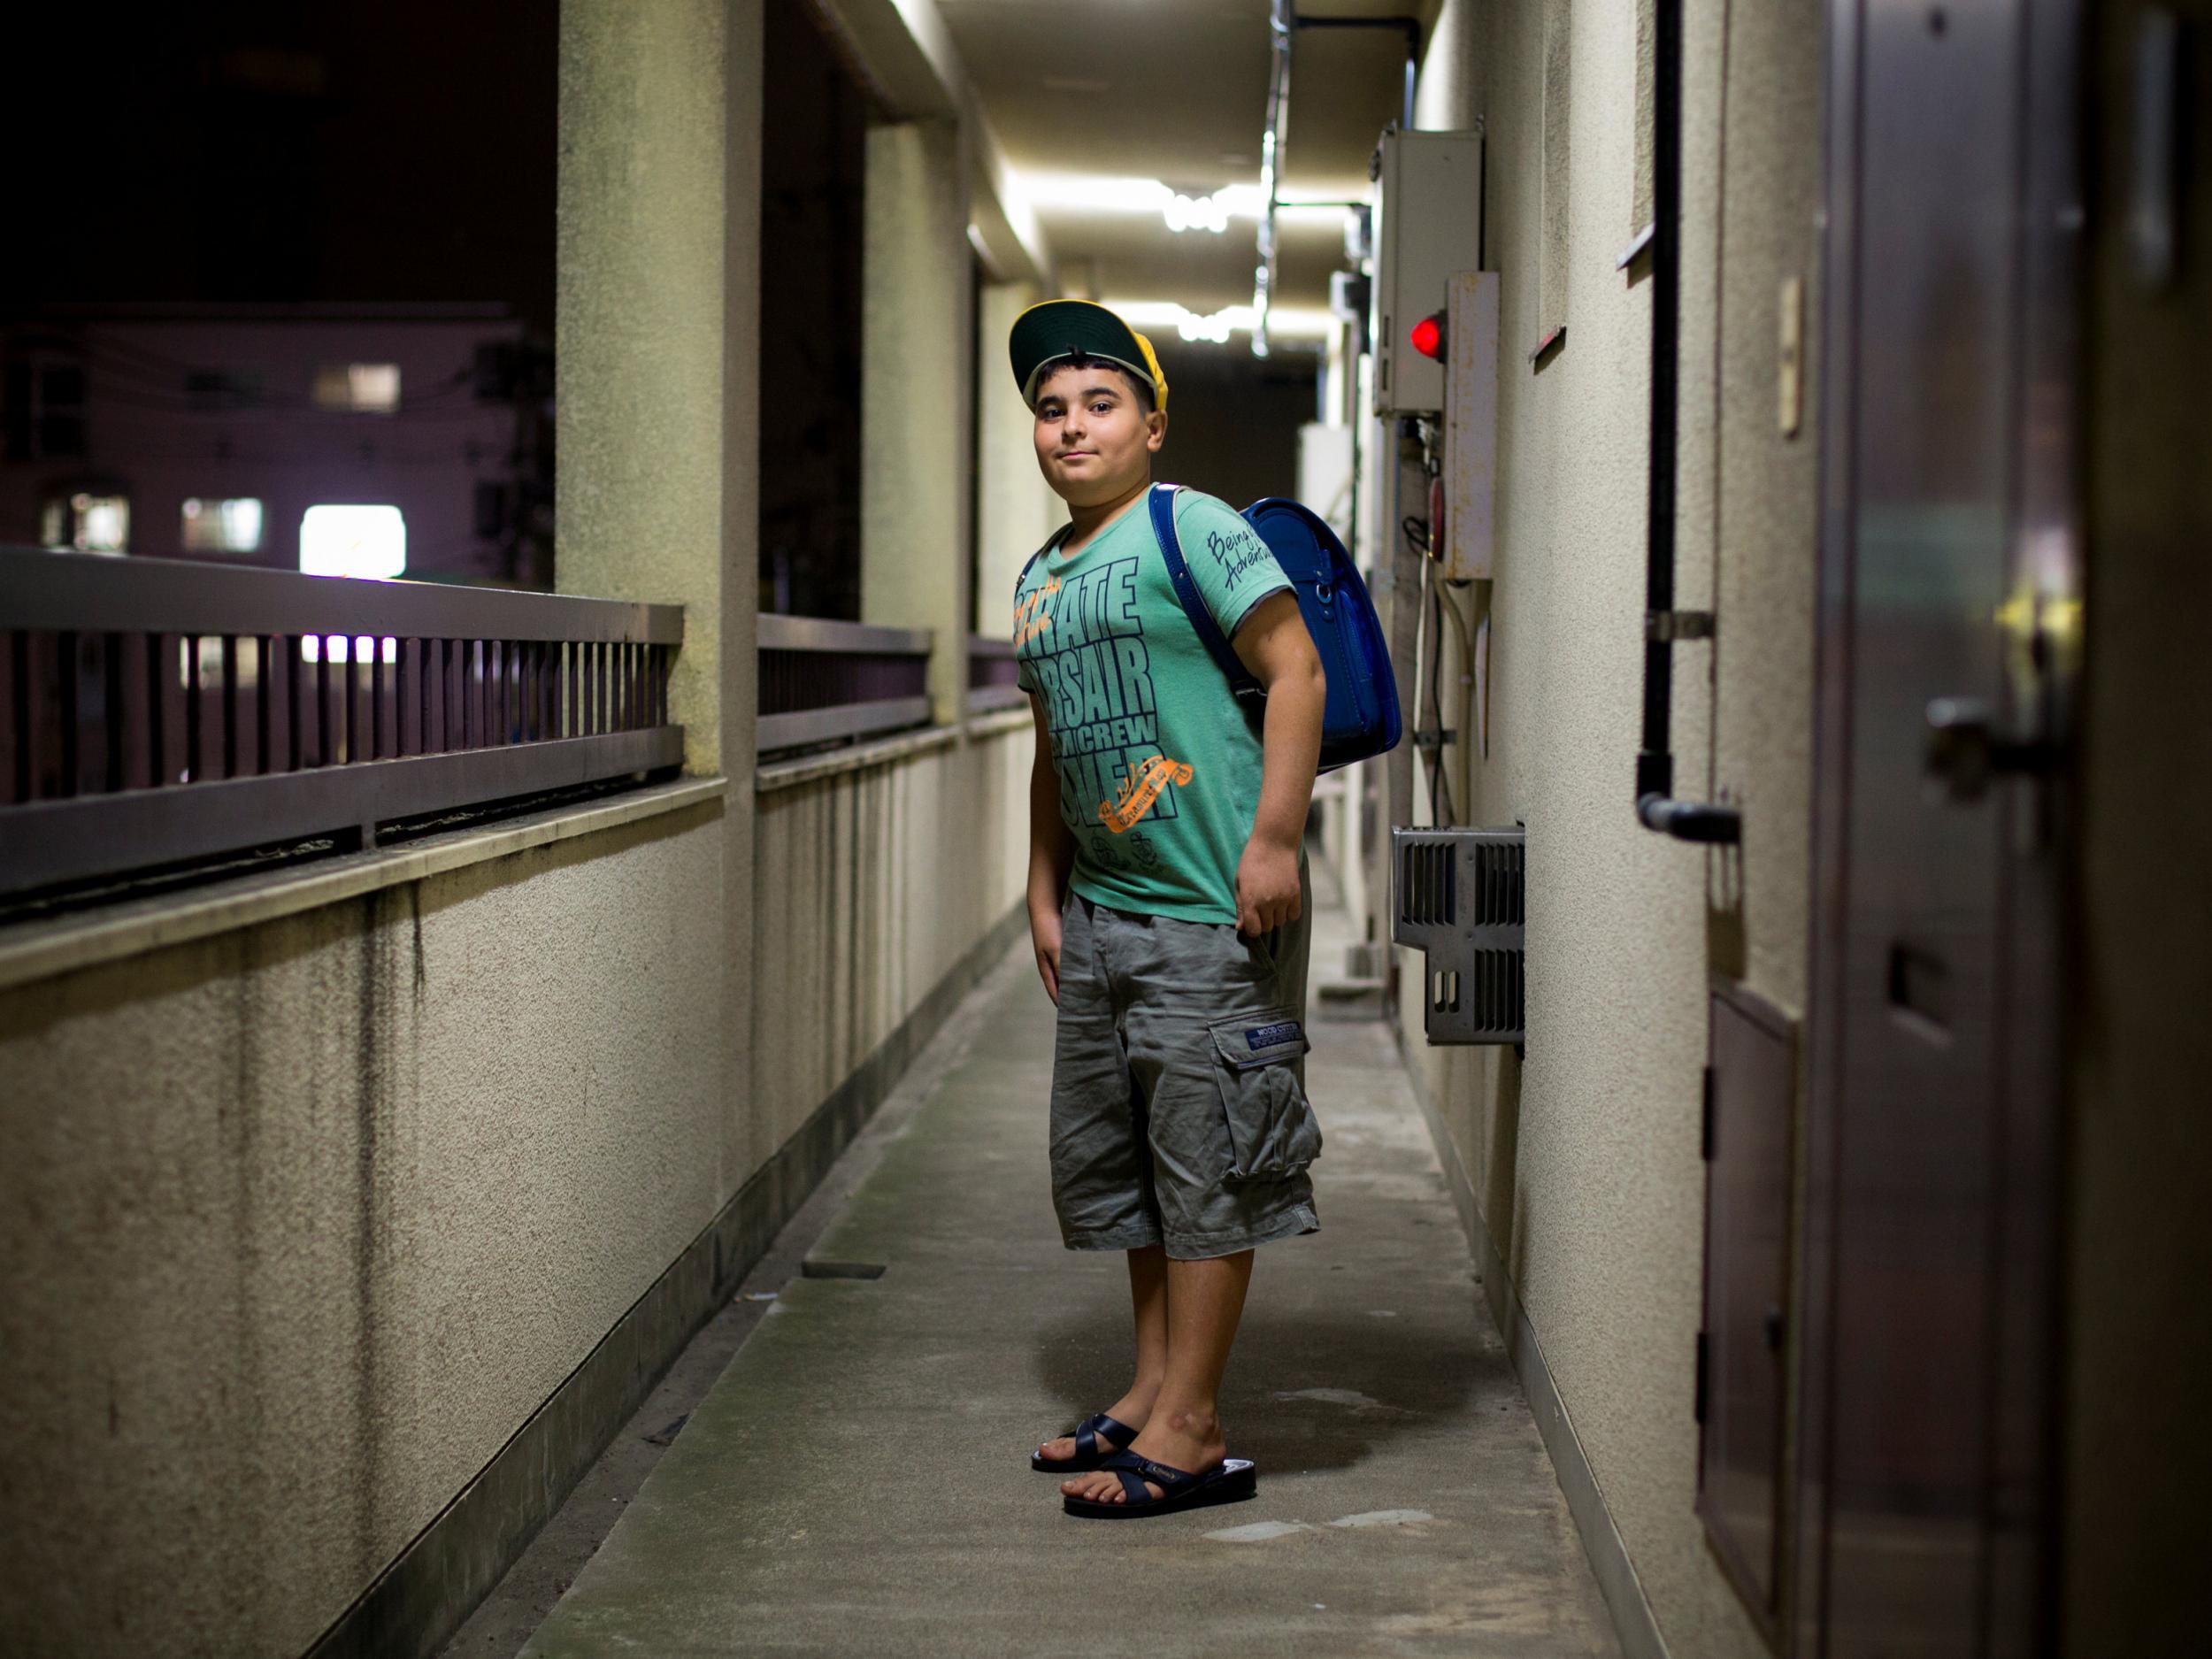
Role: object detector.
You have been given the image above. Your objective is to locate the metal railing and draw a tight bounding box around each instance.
[757,613,932,754]
[1,548,683,898]
[967,635,1025,713]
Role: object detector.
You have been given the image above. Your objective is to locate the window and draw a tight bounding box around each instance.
[311,362,401,413]
[5,357,88,459]
[41,491,129,553]
[180,496,265,552]
[185,369,265,411]
[300,503,405,579]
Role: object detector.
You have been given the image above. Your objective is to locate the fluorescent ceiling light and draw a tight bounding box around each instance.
[1012,172,1347,235]
[1108,301,1336,344]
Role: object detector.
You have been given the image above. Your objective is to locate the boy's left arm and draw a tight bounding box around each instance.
[1231,589,1326,936]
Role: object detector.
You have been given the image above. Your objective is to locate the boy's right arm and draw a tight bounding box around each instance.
[1026,693,1075,1004]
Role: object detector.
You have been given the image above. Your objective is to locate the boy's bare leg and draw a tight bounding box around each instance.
[1061,1249,1254,1502]
[1035,1245,1168,1463]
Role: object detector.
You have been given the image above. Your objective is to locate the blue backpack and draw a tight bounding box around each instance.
[1145,484,1401,774]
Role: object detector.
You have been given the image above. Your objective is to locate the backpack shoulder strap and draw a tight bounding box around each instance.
[1147,483,1258,694]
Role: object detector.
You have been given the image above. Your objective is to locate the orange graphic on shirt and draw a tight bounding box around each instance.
[1013,578,1058,649]
[1098,754,1194,833]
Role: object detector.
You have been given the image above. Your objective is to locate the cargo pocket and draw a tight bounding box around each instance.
[1208,1011,1323,1182]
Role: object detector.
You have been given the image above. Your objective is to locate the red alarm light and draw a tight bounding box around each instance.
[1409,310,1446,361]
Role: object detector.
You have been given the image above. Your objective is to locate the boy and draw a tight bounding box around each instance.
[1008,299,1327,1518]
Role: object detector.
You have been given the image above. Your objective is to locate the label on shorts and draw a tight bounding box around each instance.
[1246,1020,1304,1052]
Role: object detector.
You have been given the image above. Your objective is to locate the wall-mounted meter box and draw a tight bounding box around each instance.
[1371,127,1484,416]
[1443,270,1501,580]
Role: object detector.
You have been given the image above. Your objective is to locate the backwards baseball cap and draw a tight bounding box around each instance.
[1009,298,1170,415]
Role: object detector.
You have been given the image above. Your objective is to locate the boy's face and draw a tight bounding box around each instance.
[1030,362,1165,507]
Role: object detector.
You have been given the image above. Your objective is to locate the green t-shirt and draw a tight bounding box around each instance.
[1015,487,1294,924]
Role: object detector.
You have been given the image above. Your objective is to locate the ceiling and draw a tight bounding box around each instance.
[938,1,1422,341]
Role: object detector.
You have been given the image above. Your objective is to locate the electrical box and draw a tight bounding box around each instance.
[1390,826,1525,1045]
[1442,270,1501,580]
[1371,127,1484,417]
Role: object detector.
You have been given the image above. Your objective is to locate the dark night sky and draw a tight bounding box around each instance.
[3,2,557,331]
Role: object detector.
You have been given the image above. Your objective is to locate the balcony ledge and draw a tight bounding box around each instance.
[0,776,727,993]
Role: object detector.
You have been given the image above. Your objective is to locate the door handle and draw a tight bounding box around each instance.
[1924,697,2055,802]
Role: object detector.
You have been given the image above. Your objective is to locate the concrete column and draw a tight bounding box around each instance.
[861,119,972,722]
[973,280,1065,639]
[557,0,762,1189]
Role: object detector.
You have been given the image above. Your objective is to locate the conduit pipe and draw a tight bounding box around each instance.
[1634,0,1740,843]
[1254,3,1424,357]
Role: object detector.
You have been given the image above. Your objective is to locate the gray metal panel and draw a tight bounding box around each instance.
[0,549,684,643]
[0,726,682,895]
[964,687,1027,714]
[756,613,932,656]
[1371,128,1485,416]
[755,697,933,752]
[1389,826,1525,1044]
[1698,983,1796,1639]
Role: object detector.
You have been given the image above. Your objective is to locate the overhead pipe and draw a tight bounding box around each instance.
[1634,0,1740,844]
[1253,4,1425,357]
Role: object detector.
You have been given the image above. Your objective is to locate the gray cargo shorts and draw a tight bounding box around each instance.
[1048,872,1321,1261]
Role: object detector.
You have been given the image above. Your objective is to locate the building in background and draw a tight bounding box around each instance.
[2,304,549,587]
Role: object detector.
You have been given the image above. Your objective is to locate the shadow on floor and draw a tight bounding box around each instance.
[1031,1287,1509,1477]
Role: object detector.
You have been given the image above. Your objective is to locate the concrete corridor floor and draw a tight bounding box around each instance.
[519,892,1619,1659]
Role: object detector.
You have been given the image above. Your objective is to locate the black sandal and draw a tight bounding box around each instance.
[1061,1450,1258,1519]
[1030,1411,1139,1472]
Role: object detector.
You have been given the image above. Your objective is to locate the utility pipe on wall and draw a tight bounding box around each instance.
[1634,0,1740,844]
[1254,4,1425,357]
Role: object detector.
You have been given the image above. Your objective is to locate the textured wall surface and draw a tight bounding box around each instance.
[557,0,763,1207]
[0,810,730,1657]
[1400,1,1819,1654]
[753,726,1032,1176]
[556,0,739,777]
[0,719,1033,1659]
[862,119,973,723]
[975,282,1065,640]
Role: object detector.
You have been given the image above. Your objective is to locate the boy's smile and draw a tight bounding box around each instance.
[1032,363,1165,510]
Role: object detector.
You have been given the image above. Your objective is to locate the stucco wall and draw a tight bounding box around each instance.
[752,724,1032,1174]
[862,119,974,725]
[557,0,743,779]
[0,808,731,1657]
[557,0,762,1207]
[975,282,1066,640]
[1402,1,1819,1654]
[0,716,1033,1659]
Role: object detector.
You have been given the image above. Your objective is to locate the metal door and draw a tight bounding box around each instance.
[1796,0,2079,1648]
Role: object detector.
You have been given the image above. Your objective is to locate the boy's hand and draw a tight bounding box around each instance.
[1030,902,1064,1004]
[1235,834,1303,937]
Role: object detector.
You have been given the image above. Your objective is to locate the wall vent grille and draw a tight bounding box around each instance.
[1390,826,1526,1045]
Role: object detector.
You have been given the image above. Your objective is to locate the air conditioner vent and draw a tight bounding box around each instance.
[1390,826,1526,1045]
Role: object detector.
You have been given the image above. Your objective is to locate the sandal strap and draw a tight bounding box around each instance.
[1096,1449,1202,1504]
[1072,1411,1138,1459]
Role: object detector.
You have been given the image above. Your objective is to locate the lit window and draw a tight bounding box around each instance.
[180,496,265,552]
[311,362,402,413]
[301,634,399,664]
[64,492,130,553]
[300,503,406,580]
